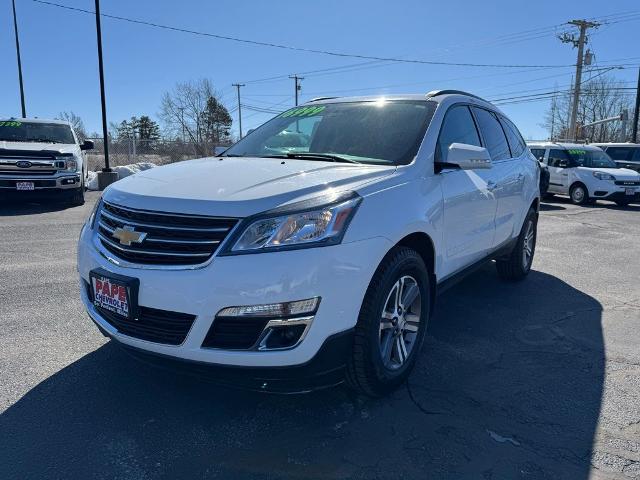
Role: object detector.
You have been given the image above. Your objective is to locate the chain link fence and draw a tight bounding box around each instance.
[85,137,230,171]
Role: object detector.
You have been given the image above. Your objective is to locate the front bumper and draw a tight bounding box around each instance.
[593,190,640,203]
[78,223,390,371]
[0,173,81,190]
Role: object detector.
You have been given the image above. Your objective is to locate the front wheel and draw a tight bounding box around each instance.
[570,183,589,205]
[345,247,430,397]
[496,208,537,281]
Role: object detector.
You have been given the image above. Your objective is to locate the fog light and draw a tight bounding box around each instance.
[217,297,320,318]
[260,324,307,350]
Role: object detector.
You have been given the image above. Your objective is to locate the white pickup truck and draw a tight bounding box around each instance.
[0,118,93,206]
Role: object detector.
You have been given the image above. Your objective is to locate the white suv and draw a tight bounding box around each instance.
[528,142,640,206]
[78,91,540,396]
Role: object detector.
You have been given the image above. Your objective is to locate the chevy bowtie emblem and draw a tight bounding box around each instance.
[112,225,147,246]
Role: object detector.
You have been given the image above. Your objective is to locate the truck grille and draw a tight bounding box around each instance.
[96,201,238,266]
[0,169,57,176]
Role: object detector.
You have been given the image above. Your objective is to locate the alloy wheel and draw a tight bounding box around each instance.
[379,275,422,370]
[522,220,535,269]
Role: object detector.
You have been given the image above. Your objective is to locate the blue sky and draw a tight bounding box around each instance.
[1,0,638,140]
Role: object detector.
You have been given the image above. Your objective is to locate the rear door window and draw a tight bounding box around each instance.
[471,107,511,161]
[499,116,526,157]
[436,105,482,162]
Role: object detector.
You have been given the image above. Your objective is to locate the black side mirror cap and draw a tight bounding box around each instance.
[80,140,95,151]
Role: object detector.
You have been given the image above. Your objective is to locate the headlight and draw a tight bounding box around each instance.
[56,155,79,171]
[222,191,362,255]
[88,198,103,230]
[593,171,615,181]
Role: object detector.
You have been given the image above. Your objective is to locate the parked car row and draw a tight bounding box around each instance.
[528,142,640,206]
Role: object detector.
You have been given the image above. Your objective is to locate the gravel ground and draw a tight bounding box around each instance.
[1,192,639,479]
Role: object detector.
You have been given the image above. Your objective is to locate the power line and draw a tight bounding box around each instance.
[32,0,576,69]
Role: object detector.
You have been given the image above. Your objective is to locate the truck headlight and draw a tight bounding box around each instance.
[593,171,615,181]
[221,191,361,255]
[56,155,79,171]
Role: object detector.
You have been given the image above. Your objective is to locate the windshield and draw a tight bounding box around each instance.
[566,148,617,168]
[224,100,437,165]
[0,120,75,144]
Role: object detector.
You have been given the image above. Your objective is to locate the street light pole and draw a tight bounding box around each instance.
[94,0,111,172]
[12,0,26,118]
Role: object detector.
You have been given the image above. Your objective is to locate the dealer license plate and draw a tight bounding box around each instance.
[89,269,139,320]
[625,188,635,196]
[16,182,34,191]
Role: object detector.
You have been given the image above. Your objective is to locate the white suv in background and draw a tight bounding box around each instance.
[78,91,540,396]
[528,142,640,206]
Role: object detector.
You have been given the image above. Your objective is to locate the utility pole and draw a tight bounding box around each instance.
[12,0,26,117]
[559,19,599,141]
[632,67,640,143]
[232,83,245,138]
[289,75,304,106]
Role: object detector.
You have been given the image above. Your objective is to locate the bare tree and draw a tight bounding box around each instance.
[56,111,87,140]
[159,79,231,155]
[542,75,634,142]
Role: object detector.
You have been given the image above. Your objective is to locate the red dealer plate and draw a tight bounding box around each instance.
[89,269,139,320]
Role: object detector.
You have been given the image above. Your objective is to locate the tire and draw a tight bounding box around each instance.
[69,186,85,207]
[496,208,537,282]
[345,247,430,397]
[569,183,589,205]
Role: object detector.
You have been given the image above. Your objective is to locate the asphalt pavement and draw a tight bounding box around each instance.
[1,192,639,479]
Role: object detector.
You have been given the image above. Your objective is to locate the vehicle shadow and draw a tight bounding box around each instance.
[0,199,72,216]
[545,195,640,211]
[0,268,603,479]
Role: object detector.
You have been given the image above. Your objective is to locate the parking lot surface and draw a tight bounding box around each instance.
[1,193,639,479]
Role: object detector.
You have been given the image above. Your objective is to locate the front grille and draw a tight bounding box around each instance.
[97,201,238,266]
[202,317,270,350]
[87,283,196,344]
[0,179,56,187]
[0,169,57,175]
[615,180,640,186]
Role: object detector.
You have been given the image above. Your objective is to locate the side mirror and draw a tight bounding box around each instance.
[446,143,492,170]
[557,160,569,168]
[80,139,94,151]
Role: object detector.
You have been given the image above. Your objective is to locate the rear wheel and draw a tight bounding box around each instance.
[496,208,537,281]
[345,247,430,397]
[570,183,589,205]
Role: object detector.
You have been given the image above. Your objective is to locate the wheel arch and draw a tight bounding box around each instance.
[394,232,437,316]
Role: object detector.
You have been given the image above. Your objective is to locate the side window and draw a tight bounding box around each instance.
[436,105,481,162]
[499,116,526,157]
[529,148,545,161]
[471,107,511,161]
[605,147,633,161]
[548,149,570,167]
[633,148,640,162]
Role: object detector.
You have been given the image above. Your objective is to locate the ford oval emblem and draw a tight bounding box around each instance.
[16,161,32,168]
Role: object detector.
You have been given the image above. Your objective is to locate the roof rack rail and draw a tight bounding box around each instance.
[308,96,338,102]
[425,90,489,102]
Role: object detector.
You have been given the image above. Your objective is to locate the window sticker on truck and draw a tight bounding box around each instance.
[0,121,22,127]
[280,106,326,118]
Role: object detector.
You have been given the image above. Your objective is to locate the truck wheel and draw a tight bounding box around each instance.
[496,208,537,282]
[569,183,589,205]
[345,246,430,397]
[69,186,85,207]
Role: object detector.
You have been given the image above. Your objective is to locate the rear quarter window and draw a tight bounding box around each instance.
[471,107,510,161]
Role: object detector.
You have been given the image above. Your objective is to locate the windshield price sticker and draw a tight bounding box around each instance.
[280,106,326,118]
[567,149,586,155]
[0,121,22,127]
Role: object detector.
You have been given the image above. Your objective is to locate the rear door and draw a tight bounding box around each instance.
[437,104,498,276]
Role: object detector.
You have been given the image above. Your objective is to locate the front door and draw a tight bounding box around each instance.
[437,105,498,277]
[547,148,571,193]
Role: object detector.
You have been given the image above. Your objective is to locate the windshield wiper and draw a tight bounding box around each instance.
[283,153,360,164]
[30,138,59,143]
[223,153,245,157]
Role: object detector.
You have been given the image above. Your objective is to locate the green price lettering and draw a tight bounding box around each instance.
[0,121,22,127]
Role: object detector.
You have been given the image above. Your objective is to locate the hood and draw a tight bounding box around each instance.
[580,167,640,181]
[0,141,78,155]
[105,156,396,217]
